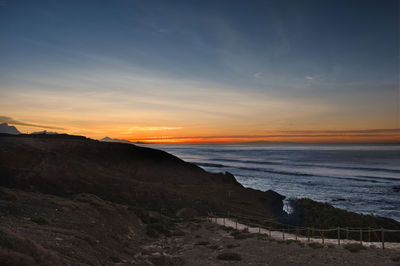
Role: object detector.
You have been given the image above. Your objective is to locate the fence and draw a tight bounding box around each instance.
[208,213,400,250]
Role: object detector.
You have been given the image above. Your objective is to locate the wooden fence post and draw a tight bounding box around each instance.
[381,228,384,249]
[269,228,272,238]
[307,227,310,242]
[321,231,324,244]
[295,229,298,241]
[346,227,349,240]
[282,228,285,240]
[223,217,225,226]
[235,220,238,230]
[368,227,371,242]
[360,229,362,245]
[337,227,340,246]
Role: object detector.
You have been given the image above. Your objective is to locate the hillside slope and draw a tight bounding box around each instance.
[0,134,284,219]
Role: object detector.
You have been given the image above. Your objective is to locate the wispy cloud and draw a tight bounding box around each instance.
[0,116,66,130]
[305,76,313,80]
[278,129,400,134]
[253,72,262,78]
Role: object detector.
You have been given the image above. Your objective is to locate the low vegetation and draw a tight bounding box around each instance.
[196,241,209,245]
[217,252,242,261]
[391,255,400,262]
[145,218,176,238]
[0,229,15,249]
[110,256,121,263]
[298,198,400,242]
[284,239,302,245]
[31,216,49,225]
[308,242,324,249]
[343,243,366,253]
[230,230,255,240]
[226,243,240,248]
[0,228,59,265]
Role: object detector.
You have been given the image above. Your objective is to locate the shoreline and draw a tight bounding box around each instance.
[148,143,400,222]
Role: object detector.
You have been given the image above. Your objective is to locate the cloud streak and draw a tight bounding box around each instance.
[0,116,66,130]
[277,129,400,134]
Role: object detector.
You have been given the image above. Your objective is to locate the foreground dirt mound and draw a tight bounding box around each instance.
[0,187,146,265]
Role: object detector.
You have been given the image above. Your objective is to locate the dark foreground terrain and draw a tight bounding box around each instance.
[0,134,399,265]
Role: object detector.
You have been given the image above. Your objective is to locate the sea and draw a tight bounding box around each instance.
[144,144,400,221]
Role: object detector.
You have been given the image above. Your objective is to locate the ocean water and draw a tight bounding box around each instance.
[144,144,400,221]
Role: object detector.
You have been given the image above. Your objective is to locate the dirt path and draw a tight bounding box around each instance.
[210,217,400,250]
[139,219,400,265]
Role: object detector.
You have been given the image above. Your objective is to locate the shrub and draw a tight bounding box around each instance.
[217,252,242,261]
[146,228,159,238]
[110,256,121,263]
[285,239,301,245]
[0,228,60,265]
[230,231,251,240]
[0,229,16,249]
[171,229,185,236]
[308,242,324,249]
[31,216,48,225]
[145,220,175,238]
[343,243,366,253]
[223,226,235,232]
[391,256,400,262]
[236,233,250,240]
[257,235,269,240]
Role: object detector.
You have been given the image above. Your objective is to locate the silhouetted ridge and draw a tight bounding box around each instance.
[0,134,283,219]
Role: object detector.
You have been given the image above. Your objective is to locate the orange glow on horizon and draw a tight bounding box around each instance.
[6,122,400,145]
[128,134,400,144]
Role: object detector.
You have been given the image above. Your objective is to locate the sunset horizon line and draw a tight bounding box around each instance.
[3,120,400,145]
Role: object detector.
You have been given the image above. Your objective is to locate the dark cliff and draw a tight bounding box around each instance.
[0,134,284,219]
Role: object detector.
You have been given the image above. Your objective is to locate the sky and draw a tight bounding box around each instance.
[0,0,399,143]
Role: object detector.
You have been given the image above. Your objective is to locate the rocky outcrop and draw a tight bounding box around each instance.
[0,123,20,135]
